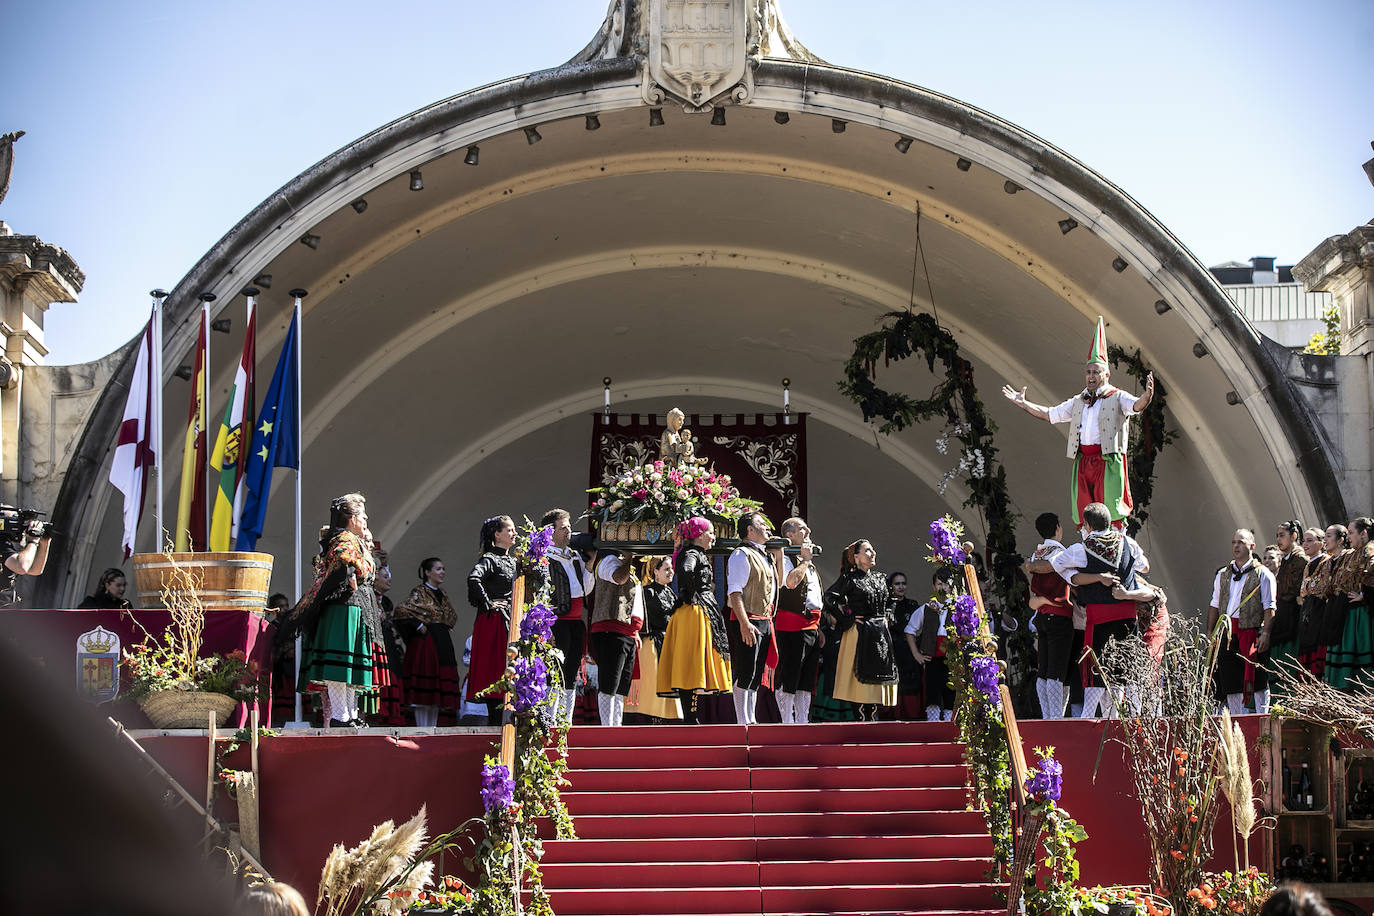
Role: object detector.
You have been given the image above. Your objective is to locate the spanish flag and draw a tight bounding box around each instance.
[174,307,209,550]
[208,296,255,550]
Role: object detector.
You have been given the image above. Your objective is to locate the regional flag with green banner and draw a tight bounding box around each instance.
[208,297,256,550]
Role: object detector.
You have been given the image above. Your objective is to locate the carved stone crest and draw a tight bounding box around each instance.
[645,0,752,111]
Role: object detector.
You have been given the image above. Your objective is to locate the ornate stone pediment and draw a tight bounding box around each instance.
[570,0,822,112]
[647,1,749,110]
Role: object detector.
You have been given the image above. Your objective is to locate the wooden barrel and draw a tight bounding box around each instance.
[130,552,274,611]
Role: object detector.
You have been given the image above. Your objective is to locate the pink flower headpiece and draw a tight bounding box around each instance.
[677,516,712,540]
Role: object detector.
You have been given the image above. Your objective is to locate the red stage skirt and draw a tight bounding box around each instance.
[466,610,509,702]
[370,644,406,725]
[403,631,462,710]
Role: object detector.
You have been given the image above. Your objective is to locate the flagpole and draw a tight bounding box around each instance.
[150,289,168,552]
[289,289,308,727]
[199,291,216,550]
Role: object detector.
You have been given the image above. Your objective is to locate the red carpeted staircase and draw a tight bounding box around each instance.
[542,720,999,916]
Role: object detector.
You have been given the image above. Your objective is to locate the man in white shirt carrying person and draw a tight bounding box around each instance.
[727,511,784,725]
[1002,316,1153,532]
[774,517,824,724]
[1208,528,1277,715]
[1050,501,1151,718]
[541,508,595,727]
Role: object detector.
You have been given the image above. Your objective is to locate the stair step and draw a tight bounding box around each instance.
[542,833,994,864]
[748,742,966,767]
[750,763,967,790]
[568,724,747,747]
[744,721,961,744]
[543,860,760,889]
[543,836,758,864]
[565,809,986,839]
[759,857,990,886]
[761,883,1000,911]
[571,766,752,792]
[755,833,993,860]
[564,785,966,816]
[567,745,750,769]
[547,886,762,915]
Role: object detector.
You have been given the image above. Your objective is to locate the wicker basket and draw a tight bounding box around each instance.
[601,518,733,544]
[139,689,239,729]
[1006,806,1047,916]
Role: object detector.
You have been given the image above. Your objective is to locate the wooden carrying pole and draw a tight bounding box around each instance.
[962,558,1029,802]
[499,575,526,773]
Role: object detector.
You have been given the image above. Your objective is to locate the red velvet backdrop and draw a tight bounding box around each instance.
[589,412,807,530]
[0,608,273,727]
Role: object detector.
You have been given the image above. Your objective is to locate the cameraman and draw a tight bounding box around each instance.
[2,515,53,600]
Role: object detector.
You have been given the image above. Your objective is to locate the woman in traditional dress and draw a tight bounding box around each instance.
[296,493,380,727]
[394,557,461,727]
[824,539,898,718]
[657,517,731,723]
[365,560,406,726]
[1269,520,1309,674]
[886,571,924,720]
[626,555,682,722]
[78,567,132,609]
[467,516,520,722]
[1299,526,1341,678]
[1326,519,1373,690]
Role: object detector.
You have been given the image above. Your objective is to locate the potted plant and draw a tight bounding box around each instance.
[121,548,260,728]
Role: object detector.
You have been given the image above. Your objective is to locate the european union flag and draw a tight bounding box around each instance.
[235,315,299,550]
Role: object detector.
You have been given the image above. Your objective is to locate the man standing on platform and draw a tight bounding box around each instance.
[542,508,593,727]
[1001,317,1153,531]
[727,511,783,725]
[1050,502,1150,718]
[775,517,823,724]
[1207,529,1277,714]
[1026,512,1073,719]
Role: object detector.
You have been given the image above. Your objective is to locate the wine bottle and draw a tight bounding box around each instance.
[1282,749,1293,809]
[1299,761,1314,811]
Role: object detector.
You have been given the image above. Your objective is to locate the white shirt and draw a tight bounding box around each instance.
[726,543,778,604]
[782,554,823,611]
[1051,535,1149,585]
[1047,388,1139,446]
[1210,561,1277,620]
[904,600,948,636]
[596,555,645,622]
[549,547,592,598]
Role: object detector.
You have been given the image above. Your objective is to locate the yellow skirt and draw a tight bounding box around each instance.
[626,639,682,719]
[833,625,898,706]
[657,603,732,695]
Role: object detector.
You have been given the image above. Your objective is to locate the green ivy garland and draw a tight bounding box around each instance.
[839,310,1017,554]
[1107,345,1178,531]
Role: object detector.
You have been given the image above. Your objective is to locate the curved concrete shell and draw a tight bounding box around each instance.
[40,17,1341,614]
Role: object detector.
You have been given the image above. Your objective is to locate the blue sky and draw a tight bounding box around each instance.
[4,0,1371,365]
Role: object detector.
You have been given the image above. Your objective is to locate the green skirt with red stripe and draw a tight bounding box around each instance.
[301,603,374,689]
[1071,444,1133,527]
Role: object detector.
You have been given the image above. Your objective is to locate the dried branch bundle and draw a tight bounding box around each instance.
[1270,657,1374,747]
[1099,617,1227,910]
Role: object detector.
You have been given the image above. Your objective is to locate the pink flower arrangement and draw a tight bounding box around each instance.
[588,461,762,528]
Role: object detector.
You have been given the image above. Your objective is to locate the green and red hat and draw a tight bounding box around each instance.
[1086,316,1109,367]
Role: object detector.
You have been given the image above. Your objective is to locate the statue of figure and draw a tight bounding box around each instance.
[659,408,687,465]
[0,130,25,207]
[680,429,696,465]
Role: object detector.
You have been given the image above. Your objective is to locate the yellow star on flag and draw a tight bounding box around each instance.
[259,419,273,435]
[258,445,269,460]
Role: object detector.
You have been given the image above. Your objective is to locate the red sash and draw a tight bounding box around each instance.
[559,595,584,622]
[1226,616,1261,698]
[1081,601,1137,686]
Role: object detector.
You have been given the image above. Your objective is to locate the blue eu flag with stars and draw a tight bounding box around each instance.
[235,315,299,550]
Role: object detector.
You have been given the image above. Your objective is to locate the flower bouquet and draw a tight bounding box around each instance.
[588,460,762,545]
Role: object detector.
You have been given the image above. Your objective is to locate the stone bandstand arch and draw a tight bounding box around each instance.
[41,5,1341,612]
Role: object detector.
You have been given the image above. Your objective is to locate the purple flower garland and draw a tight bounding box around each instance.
[969,654,1001,705]
[929,517,968,566]
[510,655,549,712]
[950,593,981,637]
[480,762,514,813]
[1025,753,1064,803]
[520,603,557,642]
